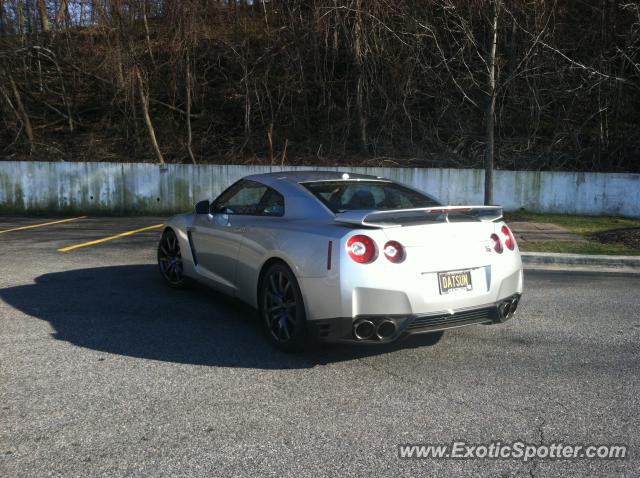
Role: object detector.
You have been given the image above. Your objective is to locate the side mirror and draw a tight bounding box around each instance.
[195,200,210,215]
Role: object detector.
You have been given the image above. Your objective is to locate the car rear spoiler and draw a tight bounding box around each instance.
[334,205,503,228]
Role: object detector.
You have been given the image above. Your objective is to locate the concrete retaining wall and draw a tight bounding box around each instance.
[0,161,639,217]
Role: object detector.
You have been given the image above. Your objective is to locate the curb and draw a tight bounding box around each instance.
[521,252,640,275]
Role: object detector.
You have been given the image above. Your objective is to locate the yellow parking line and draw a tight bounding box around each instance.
[0,216,87,234]
[58,224,163,252]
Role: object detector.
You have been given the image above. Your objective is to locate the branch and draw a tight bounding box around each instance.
[506,8,637,89]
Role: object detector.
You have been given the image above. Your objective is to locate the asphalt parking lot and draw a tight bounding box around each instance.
[1,216,638,477]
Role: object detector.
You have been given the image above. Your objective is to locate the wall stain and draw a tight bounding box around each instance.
[0,162,638,217]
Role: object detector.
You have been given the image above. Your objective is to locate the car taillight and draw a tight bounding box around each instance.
[383,241,405,263]
[490,233,503,254]
[346,235,377,263]
[501,225,516,250]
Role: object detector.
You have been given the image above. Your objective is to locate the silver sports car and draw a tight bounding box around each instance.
[158,171,523,350]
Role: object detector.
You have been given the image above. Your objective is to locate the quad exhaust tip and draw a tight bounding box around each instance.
[353,319,398,340]
[353,319,375,340]
[498,295,520,321]
[376,320,397,340]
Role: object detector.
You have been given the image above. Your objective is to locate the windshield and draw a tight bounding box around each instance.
[302,180,440,213]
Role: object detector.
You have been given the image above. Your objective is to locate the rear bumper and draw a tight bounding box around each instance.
[307,293,522,344]
[300,263,524,323]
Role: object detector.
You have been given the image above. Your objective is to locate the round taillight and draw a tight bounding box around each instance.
[383,241,405,263]
[490,233,503,254]
[346,235,377,264]
[501,225,515,250]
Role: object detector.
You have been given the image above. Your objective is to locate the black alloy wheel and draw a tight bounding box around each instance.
[158,229,186,288]
[260,263,307,351]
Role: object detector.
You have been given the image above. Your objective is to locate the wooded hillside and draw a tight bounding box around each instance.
[1,1,639,172]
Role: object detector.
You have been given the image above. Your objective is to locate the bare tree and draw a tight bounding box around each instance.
[6,72,35,152]
[135,67,166,164]
[0,0,637,173]
[484,0,500,205]
[36,0,49,32]
[55,0,69,30]
[353,0,368,153]
[185,56,196,165]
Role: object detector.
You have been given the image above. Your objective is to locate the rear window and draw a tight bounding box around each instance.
[302,180,440,213]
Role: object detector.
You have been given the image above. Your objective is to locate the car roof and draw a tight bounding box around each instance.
[244,170,388,184]
[237,170,440,219]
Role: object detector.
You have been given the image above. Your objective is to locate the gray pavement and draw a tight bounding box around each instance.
[0,216,638,477]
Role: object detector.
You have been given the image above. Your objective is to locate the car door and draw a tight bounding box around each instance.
[189,180,274,296]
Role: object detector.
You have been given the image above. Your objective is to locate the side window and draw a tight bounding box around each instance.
[212,180,284,217]
[259,188,285,217]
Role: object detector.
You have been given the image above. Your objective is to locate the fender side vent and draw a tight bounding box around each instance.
[187,230,198,266]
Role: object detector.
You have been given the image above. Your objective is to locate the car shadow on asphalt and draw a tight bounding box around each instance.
[0,265,443,369]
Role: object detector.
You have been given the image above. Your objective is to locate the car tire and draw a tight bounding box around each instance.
[157,229,188,289]
[259,262,308,352]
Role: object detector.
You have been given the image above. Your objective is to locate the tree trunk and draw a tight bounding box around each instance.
[185,59,196,165]
[135,68,166,164]
[56,0,69,30]
[353,0,367,153]
[37,0,49,32]
[25,0,32,33]
[16,2,25,35]
[142,0,156,66]
[8,74,35,153]
[267,123,274,165]
[484,0,500,206]
[0,0,5,36]
[0,84,25,139]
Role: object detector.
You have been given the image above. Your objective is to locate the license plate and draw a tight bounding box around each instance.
[438,270,473,294]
